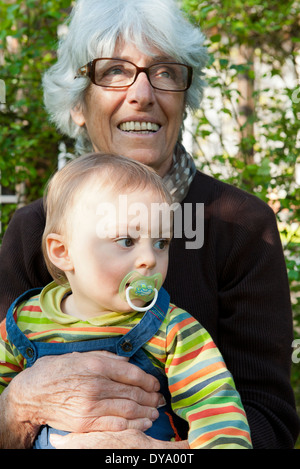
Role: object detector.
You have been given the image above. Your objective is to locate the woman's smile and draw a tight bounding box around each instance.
[70,42,185,177]
[118,121,161,133]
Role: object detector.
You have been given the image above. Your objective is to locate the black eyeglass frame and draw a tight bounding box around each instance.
[75,58,193,92]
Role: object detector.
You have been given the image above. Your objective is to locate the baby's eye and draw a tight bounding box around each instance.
[116,237,134,248]
[153,239,169,250]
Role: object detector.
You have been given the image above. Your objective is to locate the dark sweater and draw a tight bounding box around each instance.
[0,170,299,448]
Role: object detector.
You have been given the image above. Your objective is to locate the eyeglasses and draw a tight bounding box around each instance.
[75,58,193,92]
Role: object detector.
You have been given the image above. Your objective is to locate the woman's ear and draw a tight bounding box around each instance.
[46,233,74,272]
[70,105,86,127]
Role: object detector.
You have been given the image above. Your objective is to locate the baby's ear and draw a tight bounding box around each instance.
[46,233,74,272]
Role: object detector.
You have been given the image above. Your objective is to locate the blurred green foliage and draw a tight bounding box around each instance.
[0,0,73,230]
[182,0,300,440]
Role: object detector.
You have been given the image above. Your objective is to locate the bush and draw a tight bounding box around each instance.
[182,0,300,428]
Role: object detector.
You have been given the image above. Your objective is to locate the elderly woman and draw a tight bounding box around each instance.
[0,0,299,449]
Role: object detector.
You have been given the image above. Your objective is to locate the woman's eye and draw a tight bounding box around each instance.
[97,65,126,82]
[158,70,171,78]
[116,237,134,248]
[155,66,175,80]
[106,66,124,76]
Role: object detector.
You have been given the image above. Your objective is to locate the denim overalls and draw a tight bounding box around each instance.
[6,286,186,449]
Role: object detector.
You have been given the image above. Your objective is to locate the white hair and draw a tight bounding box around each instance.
[43,0,208,154]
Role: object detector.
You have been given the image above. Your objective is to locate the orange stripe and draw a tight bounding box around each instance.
[0,320,7,342]
[21,305,42,313]
[169,361,225,393]
[169,348,200,366]
[189,405,246,422]
[0,361,22,373]
[166,316,196,345]
[1,376,12,384]
[148,335,165,348]
[191,428,252,447]
[170,341,216,367]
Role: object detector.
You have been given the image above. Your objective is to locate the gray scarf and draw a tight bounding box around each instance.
[74,140,196,203]
[162,143,196,203]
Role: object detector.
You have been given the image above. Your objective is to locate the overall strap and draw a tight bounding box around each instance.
[116,286,170,357]
[5,288,43,367]
[5,286,171,365]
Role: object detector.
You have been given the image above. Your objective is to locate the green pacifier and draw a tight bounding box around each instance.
[119,271,163,312]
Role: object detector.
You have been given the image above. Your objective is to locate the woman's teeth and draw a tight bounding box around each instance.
[119,121,160,132]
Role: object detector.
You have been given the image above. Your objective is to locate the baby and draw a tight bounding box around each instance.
[0,153,252,449]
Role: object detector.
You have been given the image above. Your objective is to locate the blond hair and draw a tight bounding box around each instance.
[42,152,172,283]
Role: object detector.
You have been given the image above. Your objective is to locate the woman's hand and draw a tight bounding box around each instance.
[50,430,189,449]
[0,350,163,448]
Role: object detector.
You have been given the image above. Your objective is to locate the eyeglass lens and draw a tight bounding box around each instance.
[93,59,189,91]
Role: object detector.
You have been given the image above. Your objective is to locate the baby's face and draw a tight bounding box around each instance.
[64,187,172,317]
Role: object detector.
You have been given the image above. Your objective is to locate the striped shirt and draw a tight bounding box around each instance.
[0,282,252,449]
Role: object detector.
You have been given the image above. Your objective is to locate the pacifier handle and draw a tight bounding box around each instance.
[125,286,159,312]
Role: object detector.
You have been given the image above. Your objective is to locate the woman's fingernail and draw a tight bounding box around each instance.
[143,419,153,431]
[153,381,160,392]
[158,396,167,408]
[151,408,159,421]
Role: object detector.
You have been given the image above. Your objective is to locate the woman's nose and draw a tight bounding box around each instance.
[126,72,155,109]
